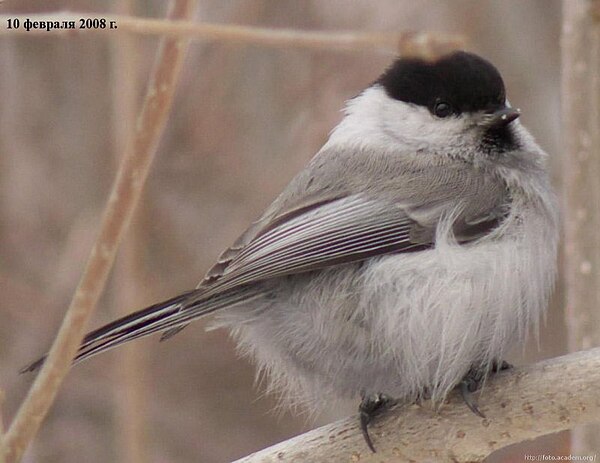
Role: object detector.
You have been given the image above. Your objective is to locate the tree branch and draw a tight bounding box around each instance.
[0,12,464,57]
[234,348,600,463]
[2,2,197,462]
[110,1,147,461]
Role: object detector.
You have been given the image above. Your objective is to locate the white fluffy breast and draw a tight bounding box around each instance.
[356,202,557,403]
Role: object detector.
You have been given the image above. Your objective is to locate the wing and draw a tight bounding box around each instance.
[194,167,509,301]
[201,195,428,294]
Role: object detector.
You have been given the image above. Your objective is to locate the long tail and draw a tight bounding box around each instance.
[21,286,263,373]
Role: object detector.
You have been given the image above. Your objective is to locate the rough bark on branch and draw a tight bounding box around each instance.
[235,348,600,463]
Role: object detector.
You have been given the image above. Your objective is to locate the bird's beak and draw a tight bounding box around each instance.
[477,107,521,129]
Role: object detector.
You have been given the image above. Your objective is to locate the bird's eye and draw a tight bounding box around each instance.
[434,101,453,118]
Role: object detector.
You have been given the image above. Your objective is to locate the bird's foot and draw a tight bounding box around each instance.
[492,359,513,372]
[459,360,513,418]
[359,392,396,453]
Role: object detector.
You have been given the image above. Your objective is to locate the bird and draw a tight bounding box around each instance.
[24,50,558,452]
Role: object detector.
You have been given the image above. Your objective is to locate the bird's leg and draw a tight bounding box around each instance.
[459,360,513,418]
[358,392,396,453]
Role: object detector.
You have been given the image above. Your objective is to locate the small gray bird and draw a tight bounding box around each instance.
[26,51,558,452]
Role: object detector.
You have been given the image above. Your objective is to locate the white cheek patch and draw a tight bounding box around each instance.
[323,85,474,154]
[381,99,467,148]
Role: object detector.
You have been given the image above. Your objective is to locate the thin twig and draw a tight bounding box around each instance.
[3,2,197,462]
[110,1,147,461]
[234,348,600,463]
[0,11,464,57]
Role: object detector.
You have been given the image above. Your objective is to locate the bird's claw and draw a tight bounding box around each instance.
[459,359,513,418]
[460,376,486,418]
[358,393,395,453]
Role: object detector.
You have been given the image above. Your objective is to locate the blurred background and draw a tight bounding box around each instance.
[0,1,568,462]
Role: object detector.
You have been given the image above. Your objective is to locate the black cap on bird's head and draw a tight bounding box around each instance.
[376,51,520,129]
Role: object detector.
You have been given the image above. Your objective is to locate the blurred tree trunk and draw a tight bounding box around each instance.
[561,0,600,452]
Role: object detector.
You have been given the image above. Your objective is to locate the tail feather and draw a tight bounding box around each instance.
[21,286,263,374]
[79,291,195,352]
